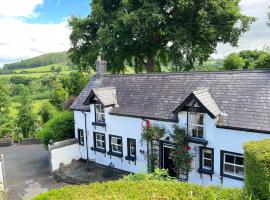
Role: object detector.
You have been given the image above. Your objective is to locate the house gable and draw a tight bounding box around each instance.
[84,87,117,107]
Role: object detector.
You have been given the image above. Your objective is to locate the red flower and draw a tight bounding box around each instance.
[188,160,192,164]
[185,146,191,151]
[146,120,151,129]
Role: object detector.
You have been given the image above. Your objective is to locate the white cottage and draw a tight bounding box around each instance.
[70,58,270,188]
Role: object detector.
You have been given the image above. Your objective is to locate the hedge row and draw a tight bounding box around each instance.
[34,180,243,200]
[244,139,270,200]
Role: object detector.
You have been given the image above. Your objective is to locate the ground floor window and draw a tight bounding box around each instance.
[127,138,136,159]
[109,135,123,156]
[78,129,84,146]
[199,147,214,173]
[221,151,244,180]
[93,132,106,152]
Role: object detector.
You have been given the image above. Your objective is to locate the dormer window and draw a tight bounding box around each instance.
[95,104,105,123]
[188,112,204,139]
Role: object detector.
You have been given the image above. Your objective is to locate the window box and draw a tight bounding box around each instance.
[187,137,208,145]
[198,168,214,175]
[92,122,106,127]
[220,150,244,181]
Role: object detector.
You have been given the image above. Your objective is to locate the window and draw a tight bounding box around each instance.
[127,138,136,159]
[95,104,105,123]
[93,132,106,152]
[221,151,244,180]
[188,112,204,139]
[109,135,123,156]
[78,129,84,146]
[199,147,214,173]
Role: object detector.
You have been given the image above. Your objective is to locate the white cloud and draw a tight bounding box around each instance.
[213,0,270,59]
[0,0,70,67]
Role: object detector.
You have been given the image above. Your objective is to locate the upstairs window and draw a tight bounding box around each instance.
[95,104,105,123]
[188,112,204,139]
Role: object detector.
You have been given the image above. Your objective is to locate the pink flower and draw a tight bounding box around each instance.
[146,120,151,129]
[185,146,191,151]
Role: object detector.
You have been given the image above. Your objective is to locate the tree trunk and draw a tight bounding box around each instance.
[146,53,155,73]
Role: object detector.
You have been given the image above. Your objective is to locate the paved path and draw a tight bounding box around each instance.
[0,144,66,200]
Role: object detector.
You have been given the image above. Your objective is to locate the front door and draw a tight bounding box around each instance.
[162,144,177,177]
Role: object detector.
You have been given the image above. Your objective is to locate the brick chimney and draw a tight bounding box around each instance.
[96,56,107,78]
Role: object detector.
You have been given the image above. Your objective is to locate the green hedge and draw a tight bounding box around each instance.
[34,180,243,200]
[244,139,270,200]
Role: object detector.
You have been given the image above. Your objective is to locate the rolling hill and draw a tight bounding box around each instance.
[3,52,72,70]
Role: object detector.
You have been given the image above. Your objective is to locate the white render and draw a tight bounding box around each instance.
[74,104,270,188]
[49,143,81,172]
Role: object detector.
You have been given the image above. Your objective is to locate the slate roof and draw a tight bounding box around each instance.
[85,87,117,107]
[70,70,270,133]
[174,88,221,118]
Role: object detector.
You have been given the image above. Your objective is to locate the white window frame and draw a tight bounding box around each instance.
[95,104,105,123]
[202,148,213,170]
[129,139,136,157]
[95,133,105,150]
[223,153,244,178]
[189,112,204,139]
[110,136,122,154]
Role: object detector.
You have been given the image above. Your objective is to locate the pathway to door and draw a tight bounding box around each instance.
[0,144,67,199]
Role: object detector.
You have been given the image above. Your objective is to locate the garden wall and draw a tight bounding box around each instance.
[48,139,81,172]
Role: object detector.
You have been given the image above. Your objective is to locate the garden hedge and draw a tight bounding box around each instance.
[244,139,270,200]
[34,180,242,200]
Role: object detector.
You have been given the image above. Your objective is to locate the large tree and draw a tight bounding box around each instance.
[69,0,254,73]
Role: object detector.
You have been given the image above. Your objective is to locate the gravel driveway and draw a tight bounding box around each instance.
[0,144,66,200]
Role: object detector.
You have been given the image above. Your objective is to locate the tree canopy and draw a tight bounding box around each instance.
[69,0,254,73]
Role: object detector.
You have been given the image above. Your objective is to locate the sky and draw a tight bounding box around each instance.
[0,0,269,67]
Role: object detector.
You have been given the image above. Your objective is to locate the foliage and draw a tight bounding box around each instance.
[238,50,265,69]
[4,52,71,70]
[49,87,68,110]
[141,123,166,172]
[60,71,89,96]
[33,179,243,200]
[0,85,10,114]
[39,102,58,124]
[123,169,176,181]
[223,53,245,70]
[69,0,254,73]
[17,89,37,138]
[170,125,193,173]
[39,112,74,146]
[254,53,270,69]
[244,139,270,200]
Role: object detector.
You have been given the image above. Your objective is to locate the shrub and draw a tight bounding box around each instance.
[244,139,270,200]
[33,180,243,200]
[39,102,58,124]
[123,169,176,181]
[223,53,245,70]
[39,112,74,146]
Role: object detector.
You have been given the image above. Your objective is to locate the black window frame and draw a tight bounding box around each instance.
[199,147,214,175]
[108,135,123,158]
[91,132,106,153]
[220,150,244,181]
[78,129,84,146]
[126,138,136,161]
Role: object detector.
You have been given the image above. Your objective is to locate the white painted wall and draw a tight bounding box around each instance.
[73,107,270,188]
[50,143,81,172]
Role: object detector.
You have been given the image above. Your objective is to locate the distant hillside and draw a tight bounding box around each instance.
[4,52,72,70]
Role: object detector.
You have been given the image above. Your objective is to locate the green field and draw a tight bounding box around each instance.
[15,64,72,73]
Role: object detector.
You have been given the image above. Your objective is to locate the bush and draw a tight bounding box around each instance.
[223,53,245,70]
[39,102,58,124]
[123,169,176,181]
[33,180,243,200]
[244,139,270,200]
[39,112,74,146]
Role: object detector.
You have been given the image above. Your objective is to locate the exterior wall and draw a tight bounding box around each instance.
[73,108,270,188]
[49,143,81,172]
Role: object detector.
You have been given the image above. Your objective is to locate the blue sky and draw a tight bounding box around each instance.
[0,0,269,67]
[25,0,90,24]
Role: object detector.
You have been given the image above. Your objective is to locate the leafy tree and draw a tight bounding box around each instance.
[69,0,254,73]
[39,112,74,146]
[0,85,10,114]
[39,102,58,124]
[223,53,245,70]
[49,87,68,110]
[254,53,270,69]
[17,89,37,138]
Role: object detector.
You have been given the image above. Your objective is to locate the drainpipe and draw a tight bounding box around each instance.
[82,112,89,162]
